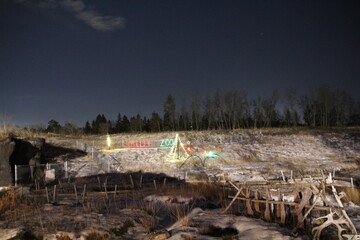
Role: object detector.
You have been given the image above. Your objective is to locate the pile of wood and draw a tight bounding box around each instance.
[224,174,358,240]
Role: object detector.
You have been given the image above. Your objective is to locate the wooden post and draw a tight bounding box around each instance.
[114,184,117,201]
[351,178,354,188]
[64,161,68,179]
[153,179,157,189]
[264,191,271,222]
[14,165,18,187]
[130,175,134,188]
[290,170,293,180]
[139,175,143,187]
[74,184,78,203]
[281,170,286,182]
[280,201,286,224]
[58,180,62,192]
[97,176,101,191]
[254,190,260,212]
[52,185,57,203]
[82,184,87,203]
[45,187,50,203]
[163,178,167,187]
[245,188,254,216]
[104,183,108,200]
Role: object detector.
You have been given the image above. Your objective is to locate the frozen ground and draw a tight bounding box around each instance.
[21,128,357,239]
[46,128,360,184]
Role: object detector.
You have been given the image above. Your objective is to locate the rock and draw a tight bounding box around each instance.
[0,227,26,240]
[0,139,16,186]
[43,231,76,240]
[80,229,110,240]
[8,138,45,184]
[144,230,170,240]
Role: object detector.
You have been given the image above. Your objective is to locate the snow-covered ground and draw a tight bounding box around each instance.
[46,129,360,183]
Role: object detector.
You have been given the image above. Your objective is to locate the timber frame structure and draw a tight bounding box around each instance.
[224,173,359,240]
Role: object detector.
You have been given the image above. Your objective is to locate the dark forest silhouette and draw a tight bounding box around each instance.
[36,86,360,135]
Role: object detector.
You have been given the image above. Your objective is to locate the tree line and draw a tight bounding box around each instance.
[38,85,360,135]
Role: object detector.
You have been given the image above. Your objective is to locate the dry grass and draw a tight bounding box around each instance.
[159,183,227,206]
[340,187,360,205]
[0,191,17,216]
[138,215,157,233]
[86,231,109,240]
[168,204,193,227]
[56,234,72,240]
[110,219,134,237]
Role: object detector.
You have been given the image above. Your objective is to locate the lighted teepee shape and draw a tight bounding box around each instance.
[166,133,189,162]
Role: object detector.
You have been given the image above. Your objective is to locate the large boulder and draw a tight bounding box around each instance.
[10,138,45,183]
[0,137,45,186]
[0,139,16,186]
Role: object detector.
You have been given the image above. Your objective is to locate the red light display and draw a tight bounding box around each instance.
[124,139,151,148]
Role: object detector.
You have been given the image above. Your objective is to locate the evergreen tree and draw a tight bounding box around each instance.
[84,121,92,134]
[163,94,176,131]
[122,115,130,132]
[143,117,151,132]
[114,113,122,133]
[46,119,61,133]
[150,112,162,132]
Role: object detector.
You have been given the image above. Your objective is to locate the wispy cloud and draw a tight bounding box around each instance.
[37,0,126,31]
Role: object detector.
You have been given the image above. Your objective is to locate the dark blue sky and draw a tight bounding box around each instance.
[1,0,359,126]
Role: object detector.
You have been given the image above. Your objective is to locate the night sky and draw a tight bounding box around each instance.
[1,0,359,127]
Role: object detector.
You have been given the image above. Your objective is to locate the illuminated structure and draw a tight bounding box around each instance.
[166,133,189,162]
[106,134,111,149]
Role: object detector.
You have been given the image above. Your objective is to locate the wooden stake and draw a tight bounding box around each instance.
[163,178,167,187]
[82,184,87,203]
[74,184,78,203]
[254,190,260,212]
[245,188,254,216]
[52,185,57,203]
[97,176,101,191]
[104,183,108,200]
[114,184,117,201]
[280,202,286,224]
[130,175,134,188]
[45,187,50,203]
[265,199,271,221]
[58,180,62,192]
[281,170,286,182]
[153,179,157,189]
[139,175,143,187]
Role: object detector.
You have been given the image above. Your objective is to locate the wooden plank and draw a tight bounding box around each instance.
[245,188,254,216]
[295,188,312,228]
[227,196,342,211]
[222,187,243,213]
